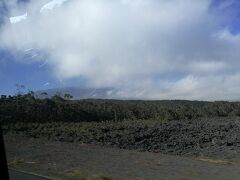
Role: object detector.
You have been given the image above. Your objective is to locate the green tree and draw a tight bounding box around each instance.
[64,93,73,100]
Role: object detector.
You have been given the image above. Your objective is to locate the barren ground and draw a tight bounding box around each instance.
[4,135,240,180]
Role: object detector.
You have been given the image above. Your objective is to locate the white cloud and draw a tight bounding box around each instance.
[187,61,227,74]
[40,0,69,13]
[9,12,27,24]
[44,82,50,86]
[1,0,240,100]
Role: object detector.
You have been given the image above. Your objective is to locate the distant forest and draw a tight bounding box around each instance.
[1,93,240,124]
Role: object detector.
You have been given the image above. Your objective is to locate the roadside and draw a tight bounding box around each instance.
[4,135,240,180]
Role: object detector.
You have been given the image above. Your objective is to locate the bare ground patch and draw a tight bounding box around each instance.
[4,135,240,180]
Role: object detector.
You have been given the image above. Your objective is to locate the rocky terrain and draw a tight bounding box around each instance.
[4,117,240,160]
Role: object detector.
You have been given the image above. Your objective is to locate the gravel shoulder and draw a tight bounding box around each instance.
[4,135,240,180]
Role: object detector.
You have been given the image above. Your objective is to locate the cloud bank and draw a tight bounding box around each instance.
[1,0,240,100]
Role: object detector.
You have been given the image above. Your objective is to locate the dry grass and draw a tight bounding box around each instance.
[8,159,26,166]
[63,169,113,180]
[197,158,236,165]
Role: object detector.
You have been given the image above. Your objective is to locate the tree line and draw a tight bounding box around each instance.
[1,93,240,124]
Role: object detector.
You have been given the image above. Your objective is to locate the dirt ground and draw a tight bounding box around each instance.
[4,135,240,180]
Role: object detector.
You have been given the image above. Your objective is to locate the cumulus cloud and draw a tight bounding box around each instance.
[1,0,240,100]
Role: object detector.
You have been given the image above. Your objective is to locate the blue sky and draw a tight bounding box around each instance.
[210,0,240,34]
[1,0,240,100]
[0,50,56,94]
[0,43,89,94]
[0,49,87,94]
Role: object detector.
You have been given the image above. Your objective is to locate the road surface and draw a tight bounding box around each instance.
[9,170,51,180]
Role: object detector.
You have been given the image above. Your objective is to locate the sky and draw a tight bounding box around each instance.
[0,0,240,100]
